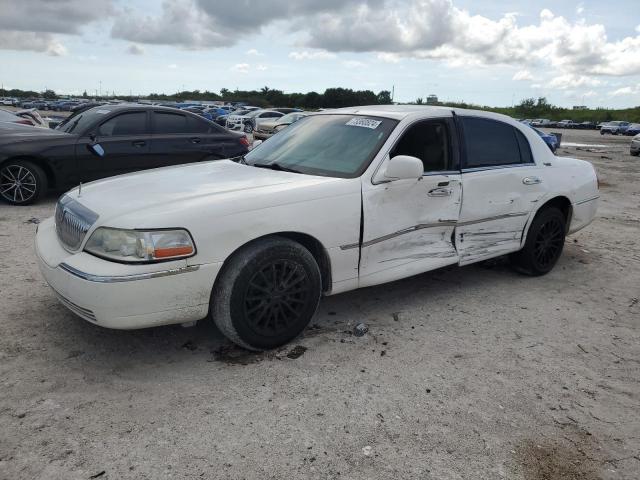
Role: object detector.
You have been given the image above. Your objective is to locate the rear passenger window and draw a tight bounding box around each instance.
[153,112,188,134]
[461,117,528,168]
[187,115,211,134]
[515,129,533,164]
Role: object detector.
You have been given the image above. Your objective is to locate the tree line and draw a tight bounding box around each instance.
[1,87,637,121]
[0,86,392,110]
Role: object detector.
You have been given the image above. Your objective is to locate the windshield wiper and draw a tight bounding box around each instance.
[252,162,303,174]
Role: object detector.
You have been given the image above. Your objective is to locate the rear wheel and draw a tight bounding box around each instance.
[510,207,566,276]
[243,123,254,134]
[211,237,322,350]
[0,160,47,205]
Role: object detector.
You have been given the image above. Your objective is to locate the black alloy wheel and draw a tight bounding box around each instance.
[532,216,565,269]
[211,237,322,350]
[243,259,313,338]
[510,207,566,276]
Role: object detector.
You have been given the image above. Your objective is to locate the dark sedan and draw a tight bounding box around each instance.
[0,104,250,205]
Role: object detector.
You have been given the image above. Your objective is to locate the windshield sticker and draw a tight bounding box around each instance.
[95,109,111,114]
[346,118,382,129]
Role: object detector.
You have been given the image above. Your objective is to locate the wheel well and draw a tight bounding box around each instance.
[537,196,572,229]
[1,156,57,189]
[219,232,332,293]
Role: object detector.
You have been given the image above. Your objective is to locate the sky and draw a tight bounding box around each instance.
[1,0,639,108]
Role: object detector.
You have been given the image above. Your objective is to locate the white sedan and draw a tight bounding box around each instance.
[36,106,599,350]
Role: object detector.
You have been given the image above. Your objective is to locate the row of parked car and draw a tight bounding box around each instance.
[523,118,640,135]
[0,101,310,205]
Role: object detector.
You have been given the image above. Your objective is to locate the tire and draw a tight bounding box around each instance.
[211,236,322,350]
[243,123,254,134]
[0,160,47,205]
[510,207,566,276]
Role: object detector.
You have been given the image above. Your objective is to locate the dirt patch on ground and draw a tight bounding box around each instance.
[514,430,601,480]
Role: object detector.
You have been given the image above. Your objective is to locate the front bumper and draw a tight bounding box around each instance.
[35,217,221,329]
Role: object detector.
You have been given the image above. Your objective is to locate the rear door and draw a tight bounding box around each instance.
[359,117,462,287]
[149,111,229,166]
[455,116,546,265]
[76,110,151,181]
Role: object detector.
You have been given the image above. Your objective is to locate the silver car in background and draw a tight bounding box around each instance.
[631,134,640,156]
[254,112,309,140]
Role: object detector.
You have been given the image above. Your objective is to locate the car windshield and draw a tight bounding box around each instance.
[243,114,398,178]
[57,107,115,133]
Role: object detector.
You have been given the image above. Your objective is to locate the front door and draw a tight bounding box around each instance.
[359,118,461,287]
[455,116,546,265]
[76,110,151,181]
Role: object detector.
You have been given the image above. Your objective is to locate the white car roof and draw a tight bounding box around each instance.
[316,104,518,124]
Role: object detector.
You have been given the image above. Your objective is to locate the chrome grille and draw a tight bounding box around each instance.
[55,195,99,251]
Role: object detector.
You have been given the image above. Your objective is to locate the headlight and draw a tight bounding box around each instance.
[84,227,195,263]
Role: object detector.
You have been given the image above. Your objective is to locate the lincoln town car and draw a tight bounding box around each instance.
[35,106,599,350]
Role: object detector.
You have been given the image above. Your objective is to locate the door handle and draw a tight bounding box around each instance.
[132,140,146,147]
[428,187,452,197]
[190,137,201,144]
[522,176,542,185]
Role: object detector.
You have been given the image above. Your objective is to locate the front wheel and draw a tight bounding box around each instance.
[510,207,566,276]
[211,237,322,350]
[0,160,47,205]
[243,123,254,134]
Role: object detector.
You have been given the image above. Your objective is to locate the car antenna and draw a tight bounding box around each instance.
[78,182,82,197]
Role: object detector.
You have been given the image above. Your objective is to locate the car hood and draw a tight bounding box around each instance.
[0,124,73,146]
[66,160,354,229]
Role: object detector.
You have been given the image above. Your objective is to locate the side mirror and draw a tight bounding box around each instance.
[252,140,263,149]
[87,143,105,157]
[383,155,423,181]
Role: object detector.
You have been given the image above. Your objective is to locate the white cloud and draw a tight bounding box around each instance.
[246,48,263,56]
[303,3,640,77]
[377,52,401,63]
[288,50,336,60]
[0,30,67,55]
[342,60,366,68]
[608,85,640,96]
[576,3,584,15]
[231,63,250,73]
[256,64,268,71]
[168,63,178,69]
[512,69,533,81]
[548,74,603,90]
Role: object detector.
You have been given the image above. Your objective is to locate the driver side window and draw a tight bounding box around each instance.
[390,120,451,172]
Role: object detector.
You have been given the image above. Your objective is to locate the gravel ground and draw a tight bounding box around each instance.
[1,129,639,480]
